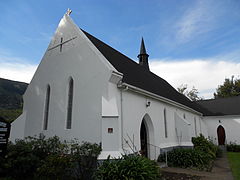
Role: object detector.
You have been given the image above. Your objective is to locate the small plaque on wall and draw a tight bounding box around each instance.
[108,128,113,134]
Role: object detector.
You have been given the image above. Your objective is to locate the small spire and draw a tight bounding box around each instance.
[138,37,150,71]
[66,8,72,16]
[140,37,147,55]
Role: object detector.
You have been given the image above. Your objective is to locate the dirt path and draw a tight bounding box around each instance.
[161,152,234,180]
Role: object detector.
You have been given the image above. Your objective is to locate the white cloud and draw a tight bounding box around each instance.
[0,62,37,83]
[176,0,217,43]
[149,59,240,99]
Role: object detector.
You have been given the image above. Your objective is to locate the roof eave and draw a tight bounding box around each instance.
[119,82,203,116]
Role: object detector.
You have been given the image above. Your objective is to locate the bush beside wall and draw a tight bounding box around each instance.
[95,155,161,180]
[0,134,101,180]
[158,134,221,171]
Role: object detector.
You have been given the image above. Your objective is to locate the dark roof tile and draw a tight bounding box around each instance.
[197,96,240,116]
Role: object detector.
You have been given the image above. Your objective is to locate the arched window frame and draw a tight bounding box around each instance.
[43,84,51,130]
[66,77,74,129]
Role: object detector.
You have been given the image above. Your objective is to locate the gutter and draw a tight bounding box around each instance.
[118,82,202,116]
[203,114,240,118]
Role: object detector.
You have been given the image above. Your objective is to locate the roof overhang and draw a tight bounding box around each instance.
[118,82,202,116]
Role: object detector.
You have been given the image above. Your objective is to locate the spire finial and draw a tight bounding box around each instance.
[66,8,72,16]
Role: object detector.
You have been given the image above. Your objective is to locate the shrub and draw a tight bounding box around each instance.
[227,143,240,152]
[71,141,102,180]
[37,154,74,180]
[3,140,41,179]
[1,135,102,180]
[26,134,69,159]
[95,155,160,180]
[192,134,217,160]
[158,148,212,171]
[158,134,220,171]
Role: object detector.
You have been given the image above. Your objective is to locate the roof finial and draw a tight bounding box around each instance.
[66,8,72,16]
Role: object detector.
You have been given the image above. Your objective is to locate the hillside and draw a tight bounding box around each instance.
[0,78,28,122]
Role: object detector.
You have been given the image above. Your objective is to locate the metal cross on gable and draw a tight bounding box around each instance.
[48,36,77,52]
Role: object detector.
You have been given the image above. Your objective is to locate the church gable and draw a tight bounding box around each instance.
[21,13,125,141]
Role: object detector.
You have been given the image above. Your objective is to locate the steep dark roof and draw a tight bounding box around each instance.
[197,96,240,116]
[82,30,206,113]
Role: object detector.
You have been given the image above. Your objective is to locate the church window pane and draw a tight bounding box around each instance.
[66,78,74,129]
[43,85,50,130]
[164,108,167,138]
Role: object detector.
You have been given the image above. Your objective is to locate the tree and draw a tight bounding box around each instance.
[214,76,240,98]
[177,84,203,101]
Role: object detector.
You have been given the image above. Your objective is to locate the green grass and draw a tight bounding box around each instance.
[227,152,240,180]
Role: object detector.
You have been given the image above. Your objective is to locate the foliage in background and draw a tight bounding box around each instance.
[0,78,28,123]
[0,109,22,122]
[95,155,160,180]
[0,134,101,180]
[227,143,240,152]
[214,76,240,98]
[177,84,203,101]
[0,78,28,109]
[227,152,240,180]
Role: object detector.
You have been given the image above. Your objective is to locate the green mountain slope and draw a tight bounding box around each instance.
[0,78,28,122]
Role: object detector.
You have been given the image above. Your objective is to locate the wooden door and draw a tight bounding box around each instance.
[217,125,226,145]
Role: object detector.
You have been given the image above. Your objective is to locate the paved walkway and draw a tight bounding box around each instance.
[161,152,234,180]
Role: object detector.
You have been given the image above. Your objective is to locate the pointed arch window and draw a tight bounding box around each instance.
[164,108,168,138]
[43,84,51,130]
[66,77,74,129]
[194,117,197,136]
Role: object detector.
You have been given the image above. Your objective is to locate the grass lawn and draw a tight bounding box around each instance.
[227,152,240,180]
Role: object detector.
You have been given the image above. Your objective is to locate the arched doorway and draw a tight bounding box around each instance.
[140,114,155,159]
[217,125,226,145]
[140,121,148,157]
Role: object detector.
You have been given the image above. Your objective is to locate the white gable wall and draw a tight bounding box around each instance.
[204,116,240,144]
[11,15,118,143]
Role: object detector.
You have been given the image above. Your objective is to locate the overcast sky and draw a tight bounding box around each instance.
[0,0,240,99]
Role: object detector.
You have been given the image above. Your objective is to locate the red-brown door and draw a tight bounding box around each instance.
[217,125,226,145]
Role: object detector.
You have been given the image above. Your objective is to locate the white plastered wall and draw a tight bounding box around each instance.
[203,116,240,145]
[120,89,206,160]
[10,14,118,145]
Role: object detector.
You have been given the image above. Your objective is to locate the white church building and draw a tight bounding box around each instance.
[10,12,240,160]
